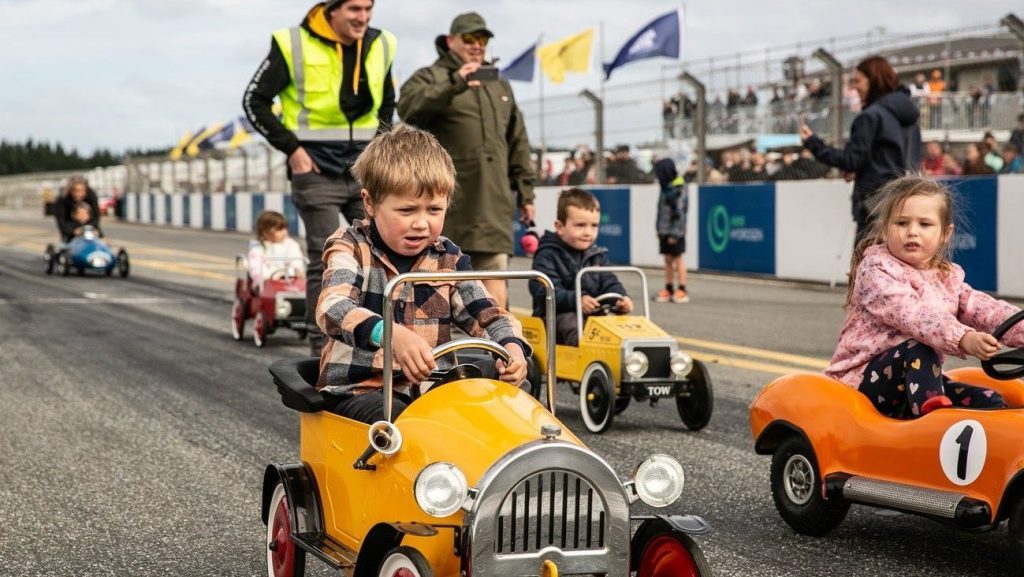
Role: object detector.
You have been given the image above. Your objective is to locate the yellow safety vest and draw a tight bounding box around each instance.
[272,26,395,142]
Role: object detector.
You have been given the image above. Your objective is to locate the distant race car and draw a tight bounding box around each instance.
[517,266,713,434]
[231,254,307,348]
[44,226,129,278]
[262,270,713,577]
[750,311,1024,564]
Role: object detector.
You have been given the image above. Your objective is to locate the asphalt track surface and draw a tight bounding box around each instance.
[0,210,1016,576]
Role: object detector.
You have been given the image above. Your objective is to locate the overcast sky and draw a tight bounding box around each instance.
[1,0,1020,153]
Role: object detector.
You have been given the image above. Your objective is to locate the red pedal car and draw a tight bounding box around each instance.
[231,254,307,348]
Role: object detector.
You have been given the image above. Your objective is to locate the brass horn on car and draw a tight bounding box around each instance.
[354,421,403,470]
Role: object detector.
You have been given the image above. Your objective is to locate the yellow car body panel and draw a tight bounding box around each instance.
[521,314,669,386]
[300,378,582,574]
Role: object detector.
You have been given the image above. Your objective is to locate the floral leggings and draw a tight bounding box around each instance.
[859,339,1005,418]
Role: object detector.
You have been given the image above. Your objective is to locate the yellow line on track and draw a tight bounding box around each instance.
[3,223,831,377]
[509,306,828,376]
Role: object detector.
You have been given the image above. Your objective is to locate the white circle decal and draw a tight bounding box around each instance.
[939,419,987,486]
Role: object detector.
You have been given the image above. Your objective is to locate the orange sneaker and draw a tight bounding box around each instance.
[672,289,690,303]
[655,289,671,303]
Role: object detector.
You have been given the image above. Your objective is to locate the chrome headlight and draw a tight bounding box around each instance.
[275,298,292,318]
[671,352,693,377]
[624,351,649,378]
[414,462,468,517]
[633,454,685,507]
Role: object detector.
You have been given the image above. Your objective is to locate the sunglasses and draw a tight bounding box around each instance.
[460,33,489,47]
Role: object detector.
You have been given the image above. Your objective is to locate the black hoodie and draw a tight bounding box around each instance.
[529,231,627,318]
[805,87,922,221]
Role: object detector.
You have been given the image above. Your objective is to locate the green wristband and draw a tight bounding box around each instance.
[370,319,384,347]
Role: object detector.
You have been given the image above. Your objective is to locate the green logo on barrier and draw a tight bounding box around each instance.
[708,204,730,253]
[708,207,749,254]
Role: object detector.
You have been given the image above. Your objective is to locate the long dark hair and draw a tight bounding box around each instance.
[856,56,899,106]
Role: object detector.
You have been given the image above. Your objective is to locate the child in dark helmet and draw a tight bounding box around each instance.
[653,158,689,303]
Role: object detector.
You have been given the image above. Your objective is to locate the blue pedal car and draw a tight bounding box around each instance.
[44,226,129,278]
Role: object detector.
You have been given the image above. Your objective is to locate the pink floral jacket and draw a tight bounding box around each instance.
[826,244,1024,388]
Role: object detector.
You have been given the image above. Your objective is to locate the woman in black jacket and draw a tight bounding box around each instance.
[55,176,101,241]
[800,56,922,242]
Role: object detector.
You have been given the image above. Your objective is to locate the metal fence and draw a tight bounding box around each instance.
[123,144,289,195]
[0,166,124,209]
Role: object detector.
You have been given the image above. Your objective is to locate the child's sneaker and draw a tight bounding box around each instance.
[672,288,690,303]
[655,289,671,303]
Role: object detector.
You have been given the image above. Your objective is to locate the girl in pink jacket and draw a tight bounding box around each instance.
[825,175,1024,418]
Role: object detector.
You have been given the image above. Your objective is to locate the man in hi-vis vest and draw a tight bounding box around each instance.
[244,0,396,355]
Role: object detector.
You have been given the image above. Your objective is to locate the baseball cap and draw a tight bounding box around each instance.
[449,12,493,38]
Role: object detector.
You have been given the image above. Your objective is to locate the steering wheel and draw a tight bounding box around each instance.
[982,310,1024,380]
[411,338,512,398]
[591,292,625,316]
[268,267,298,281]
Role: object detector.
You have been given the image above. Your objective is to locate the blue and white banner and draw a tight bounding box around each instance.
[946,176,997,291]
[603,9,681,80]
[698,184,775,275]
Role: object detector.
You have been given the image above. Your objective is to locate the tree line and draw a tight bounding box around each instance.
[0,139,170,176]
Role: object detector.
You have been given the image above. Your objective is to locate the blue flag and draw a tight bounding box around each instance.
[603,9,681,79]
[501,43,536,82]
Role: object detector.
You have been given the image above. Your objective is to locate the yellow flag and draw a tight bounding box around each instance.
[169,130,194,160]
[185,123,224,157]
[538,28,594,84]
[228,126,252,150]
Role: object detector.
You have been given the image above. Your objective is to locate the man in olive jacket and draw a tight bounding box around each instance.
[398,12,535,306]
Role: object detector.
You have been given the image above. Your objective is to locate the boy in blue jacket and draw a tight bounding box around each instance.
[529,188,633,345]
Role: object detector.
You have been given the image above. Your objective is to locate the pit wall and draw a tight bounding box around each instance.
[124,174,1024,298]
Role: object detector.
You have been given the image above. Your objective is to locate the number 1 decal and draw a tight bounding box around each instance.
[954,425,974,481]
[940,420,987,486]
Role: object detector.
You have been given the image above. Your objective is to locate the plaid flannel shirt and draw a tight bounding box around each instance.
[316,219,531,394]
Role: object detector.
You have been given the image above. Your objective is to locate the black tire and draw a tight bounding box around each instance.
[116,249,129,278]
[265,483,306,577]
[376,546,433,577]
[1008,492,1024,568]
[633,528,712,577]
[676,359,713,430]
[770,435,849,536]
[57,250,70,276]
[614,395,631,415]
[579,363,614,434]
[43,245,55,275]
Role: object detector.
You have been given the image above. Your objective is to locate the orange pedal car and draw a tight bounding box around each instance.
[750,311,1024,563]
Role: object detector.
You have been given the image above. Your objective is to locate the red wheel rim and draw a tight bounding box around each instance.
[270,497,296,577]
[638,535,699,577]
[392,569,416,577]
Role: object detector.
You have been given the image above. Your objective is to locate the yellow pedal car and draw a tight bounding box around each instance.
[261,271,712,577]
[518,267,713,434]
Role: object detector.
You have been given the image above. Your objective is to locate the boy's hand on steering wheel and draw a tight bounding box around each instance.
[960,330,1000,361]
[615,296,634,314]
[496,342,528,386]
[581,295,600,314]
[392,324,436,382]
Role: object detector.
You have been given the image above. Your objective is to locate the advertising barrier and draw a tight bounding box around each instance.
[123,174,1024,298]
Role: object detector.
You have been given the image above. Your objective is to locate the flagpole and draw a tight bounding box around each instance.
[598,20,606,183]
[538,34,546,177]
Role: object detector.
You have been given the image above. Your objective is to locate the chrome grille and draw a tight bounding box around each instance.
[635,346,671,379]
[495,470,607,554]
